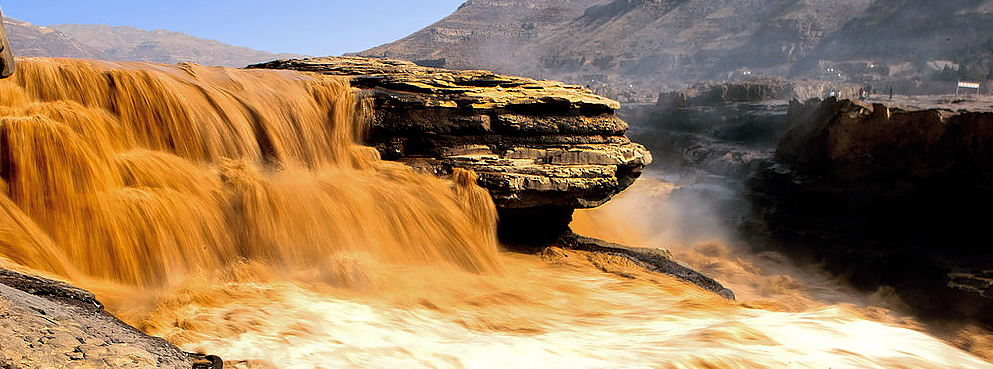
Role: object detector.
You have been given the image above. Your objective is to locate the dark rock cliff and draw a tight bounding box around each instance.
[749,97,993,324]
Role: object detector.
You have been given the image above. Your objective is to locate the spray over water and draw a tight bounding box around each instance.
[0,58,989,368]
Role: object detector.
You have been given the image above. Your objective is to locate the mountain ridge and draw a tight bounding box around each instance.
[4,18,307,68]
[360,0,993,96]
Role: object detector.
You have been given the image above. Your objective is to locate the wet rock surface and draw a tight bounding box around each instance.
[749,97,993,324]
[0,268,194,369]
[250,56,652,243]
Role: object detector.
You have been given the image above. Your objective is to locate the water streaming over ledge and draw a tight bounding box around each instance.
[0,58,990,368]
[0,58,500,287]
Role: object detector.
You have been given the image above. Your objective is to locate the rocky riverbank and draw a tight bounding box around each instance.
[619,78,993,325]
[0,268,195,368]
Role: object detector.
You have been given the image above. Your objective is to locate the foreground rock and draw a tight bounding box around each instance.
[749,97,993,324]
[250,56,652,244]
[0,268,195,368]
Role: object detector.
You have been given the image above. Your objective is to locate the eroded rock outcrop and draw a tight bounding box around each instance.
[749,97,993,324]
[250,56,652,244]
[248,57,737,298]
[247,57,739,299]
[357,0,878,90]
[0,268,195,368]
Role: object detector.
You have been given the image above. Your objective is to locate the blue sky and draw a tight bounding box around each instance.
[2,1,466,56]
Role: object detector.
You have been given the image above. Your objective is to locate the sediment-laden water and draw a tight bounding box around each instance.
[0,58,989,368]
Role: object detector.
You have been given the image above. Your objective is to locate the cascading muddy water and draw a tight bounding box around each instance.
[0,58,990,368]
[0,58,500,288]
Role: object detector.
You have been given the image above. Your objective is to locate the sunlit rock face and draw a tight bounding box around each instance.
[749,97,993,324]
[251,56,652,245]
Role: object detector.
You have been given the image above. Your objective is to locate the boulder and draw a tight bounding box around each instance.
[250,56,652,244]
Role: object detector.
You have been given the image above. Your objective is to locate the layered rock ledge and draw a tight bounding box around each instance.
[249,58,735,297]
[749,97,993,323]
[249,56,652,244]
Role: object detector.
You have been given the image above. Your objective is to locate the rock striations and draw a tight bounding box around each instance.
[250,56,653,244]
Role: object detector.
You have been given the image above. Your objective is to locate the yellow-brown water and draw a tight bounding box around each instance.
[0,58,989,368]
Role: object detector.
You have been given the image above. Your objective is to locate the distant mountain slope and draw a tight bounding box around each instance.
[361,0,872,87]
[3,18,306,67]
[359,0,610,70]
[4,18,108,59]
[49,24,305,67]
[799,0,993,79]
[361,0,993,93]
[515,0,874,86]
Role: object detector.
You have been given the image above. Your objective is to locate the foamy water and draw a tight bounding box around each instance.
[138,254,993,369]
